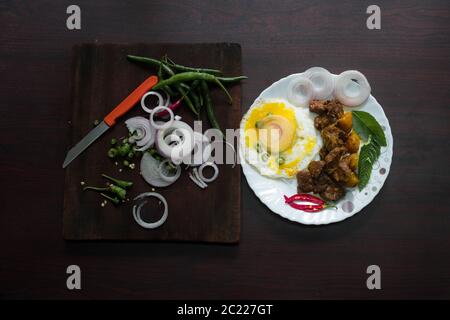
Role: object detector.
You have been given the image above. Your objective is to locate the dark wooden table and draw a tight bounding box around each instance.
[1,0,449,299]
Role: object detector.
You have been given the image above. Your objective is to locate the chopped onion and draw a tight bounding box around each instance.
[125,116,156,152]
[141,91,164,113]
[189,172,207,189]
[140,152,180,187]
[304,67,335,99]
[149,106,174,130]
[287,76,314,108]
[198,162,219,183]
[132,192,168,229]
[334,70,371,107]
[156,121,195,165]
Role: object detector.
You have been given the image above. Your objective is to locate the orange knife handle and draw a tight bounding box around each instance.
[104,75,158,127]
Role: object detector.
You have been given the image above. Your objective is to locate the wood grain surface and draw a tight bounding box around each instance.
[63,43,241,243]
[1,0,450,299]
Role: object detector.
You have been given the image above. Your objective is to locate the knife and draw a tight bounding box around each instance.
[63,75,158,168]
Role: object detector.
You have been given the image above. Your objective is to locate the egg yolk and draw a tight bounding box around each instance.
[244,101,297,153]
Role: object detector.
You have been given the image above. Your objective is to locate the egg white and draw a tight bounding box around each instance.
[240,98,322,179]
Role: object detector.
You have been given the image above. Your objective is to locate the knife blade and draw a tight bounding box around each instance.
[63,75,158,168]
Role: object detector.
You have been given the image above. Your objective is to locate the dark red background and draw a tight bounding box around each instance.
[1,0,449,299]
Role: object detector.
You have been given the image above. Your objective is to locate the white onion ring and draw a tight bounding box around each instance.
[198,162,219,183]
[150,106,174,130]
[192,168,207,187]
[125,116,155,151]
[140,152,178,187]
[156,121,195,164]
[334,70,371,107]
[287,76,314,108]
[132,192,168,229]
[183,132,212,166]
[141,91,164,113]
[164,134,182,146]
[304,67,335,99]
[158,159,181,183]
[188,172,207,189]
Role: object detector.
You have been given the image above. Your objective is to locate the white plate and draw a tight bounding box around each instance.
[240,72,393,225]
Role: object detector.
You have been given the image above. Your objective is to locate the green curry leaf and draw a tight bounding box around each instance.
[357,136,381,190]
[352,111,387,146]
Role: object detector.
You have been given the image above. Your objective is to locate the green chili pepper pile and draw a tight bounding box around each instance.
[126,54,247,131]
[83,174,133,206]
[107,134,140,170]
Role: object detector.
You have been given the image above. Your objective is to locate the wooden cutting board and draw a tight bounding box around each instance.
[63,43,241,243]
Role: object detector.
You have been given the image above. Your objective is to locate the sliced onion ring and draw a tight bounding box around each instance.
[184,132,212,166]
[150,106,174,130]
[158,159,181,183]
[125,116,155,151]
[156,121,195,164]
[140,152,178,187]
[132,192,168,229]
[198,162,219,183]
[287,76,314,108]
[304,67,335,99]
[334,70,371,107]
[188,172,207,189]
[164,134,182,145]
[141,91,164,113]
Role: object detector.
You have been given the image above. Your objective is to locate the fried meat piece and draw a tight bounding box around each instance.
[296,169,314,193]
[331,159,353,183]
[320,183,345,202]
[321,124,347,151]
[309,100,329,114]
[308,160,325,178]
[314,114,333,130]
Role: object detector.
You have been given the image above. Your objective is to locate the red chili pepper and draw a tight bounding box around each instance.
[284,193,325,205]
[156,98,184,118]
[284,194,336,213]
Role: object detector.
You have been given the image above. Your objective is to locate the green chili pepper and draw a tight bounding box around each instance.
[154,72,233,104]
[118,143,131,157]
[101,174,133,189]
[148,148,164,161]
[123,160,130,167]
[127,55,222,76]
[216,75,248,83]
[127,151,135,159]
[161,63,199,116]
[100,193,120,205]
[126,54,198,115]
[110,138,117,145]
[108,148,118,158]
[84,184,126,200]
[200,81,223,135]
[189,90,202,117]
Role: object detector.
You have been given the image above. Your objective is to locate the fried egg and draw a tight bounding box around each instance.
[240,99,322,178]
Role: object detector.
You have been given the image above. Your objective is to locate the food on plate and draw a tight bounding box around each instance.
[296,99,360,201]
[334,70,371,107]
[303,67,335,100]
[287,76,314,108]
[241,99,322,178]
[284,193,336,212]
[351,110,387,190]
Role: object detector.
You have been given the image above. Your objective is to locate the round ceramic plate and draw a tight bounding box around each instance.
[240,72,393,225]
